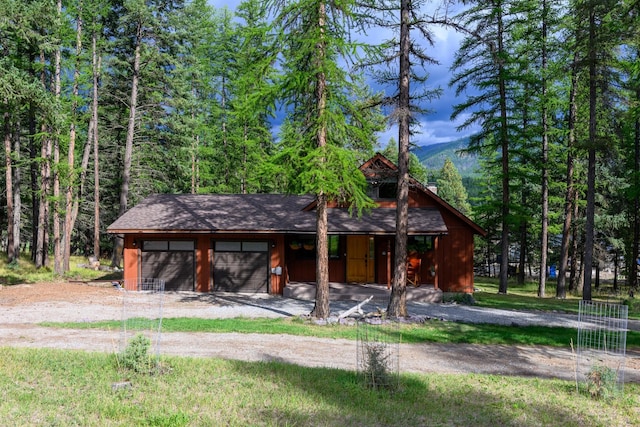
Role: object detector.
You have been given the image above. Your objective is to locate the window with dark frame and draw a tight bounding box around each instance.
[328,235,340,259]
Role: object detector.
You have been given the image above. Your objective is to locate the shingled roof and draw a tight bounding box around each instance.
[107,194,448,235]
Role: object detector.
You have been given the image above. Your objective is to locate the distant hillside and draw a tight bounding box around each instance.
[412,137,480,178]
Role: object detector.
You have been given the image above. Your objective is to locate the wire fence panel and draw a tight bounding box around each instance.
[119,278,165,362]
[356,318,400,391]
[576,300,628,394]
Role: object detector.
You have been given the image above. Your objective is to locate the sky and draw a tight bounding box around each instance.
[207,1,480,147]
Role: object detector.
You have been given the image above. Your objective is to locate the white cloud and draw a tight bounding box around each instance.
[376,113,480,148]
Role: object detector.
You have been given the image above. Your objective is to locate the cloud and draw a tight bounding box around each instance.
[376,112,480,148]
[210,0,479,147]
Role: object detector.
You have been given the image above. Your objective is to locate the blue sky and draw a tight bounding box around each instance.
[207,1,480,147]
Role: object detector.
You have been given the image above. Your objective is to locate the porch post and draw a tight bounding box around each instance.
[387,238,392,289]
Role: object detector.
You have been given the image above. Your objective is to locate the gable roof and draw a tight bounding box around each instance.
[363,152,486,237]
[107,153,485,237]
[107,194,448,235]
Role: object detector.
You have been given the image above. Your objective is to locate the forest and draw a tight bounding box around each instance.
[1,0,639,300]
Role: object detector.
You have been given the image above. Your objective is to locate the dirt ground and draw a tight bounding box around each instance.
[1,282,639,382]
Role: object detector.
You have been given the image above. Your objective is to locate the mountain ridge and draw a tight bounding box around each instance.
[412,137,479,178]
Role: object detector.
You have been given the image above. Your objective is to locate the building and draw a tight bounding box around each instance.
[107,154,485,294]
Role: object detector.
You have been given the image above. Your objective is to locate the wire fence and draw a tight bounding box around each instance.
[119,278,165,363]
[576,300,628,395]
[356,317,400,391]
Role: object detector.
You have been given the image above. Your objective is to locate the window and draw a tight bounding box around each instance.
[216,241,241,252]
[169,241,194,251]
[408,236,433,253]
[215,241,269,252]
[378,182,397,199]
[367,181,397,200]
[328,235,340,259]
[143,241,168,251]
[242,241,269,252]
[143,240,194,251]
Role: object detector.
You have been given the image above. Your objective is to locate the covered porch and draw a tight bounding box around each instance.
[283,281,442,303]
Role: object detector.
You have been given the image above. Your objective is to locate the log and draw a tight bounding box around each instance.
[338,296,373,319]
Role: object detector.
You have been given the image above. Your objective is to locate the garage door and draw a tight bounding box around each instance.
[141,240,195,291]
[214,241,269,293]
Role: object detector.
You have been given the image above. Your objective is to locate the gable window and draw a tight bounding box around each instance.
[367,181,397,200]
[378,182,397,199]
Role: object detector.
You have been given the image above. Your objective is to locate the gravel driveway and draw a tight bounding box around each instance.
[1,283,639,382]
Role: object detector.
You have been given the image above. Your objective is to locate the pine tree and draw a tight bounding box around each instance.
[363,0,442,317]
[267,0,378,318]
[450,0,524,294]
[437,158,471,215]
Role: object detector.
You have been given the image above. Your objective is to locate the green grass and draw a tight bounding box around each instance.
[474,278,640,320]
[0,347,637,426]
[41,316,640,349]
[0,254,121,285]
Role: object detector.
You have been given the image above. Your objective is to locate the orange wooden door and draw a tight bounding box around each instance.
[346,236,375,283]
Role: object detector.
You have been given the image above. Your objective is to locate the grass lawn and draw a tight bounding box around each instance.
[3,258,640,425]
[42,316,640,349]
[473,278,640,320]
[1,347,638,427]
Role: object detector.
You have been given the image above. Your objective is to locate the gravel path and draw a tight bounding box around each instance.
[1,283,639,382]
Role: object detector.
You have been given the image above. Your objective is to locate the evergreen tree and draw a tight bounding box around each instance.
[437,158,471,215]
[267,0,379,318]
[363,0,442,317]
[381,141,429,185]
[450,0,524,294]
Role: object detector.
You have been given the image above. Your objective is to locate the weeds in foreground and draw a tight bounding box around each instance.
[116,333,158,374]
[586,364,619,400]
[361,342,396,391]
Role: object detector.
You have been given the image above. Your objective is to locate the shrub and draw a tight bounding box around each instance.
[442,292,476,305]
[117,333,156,373]
[586,364,617,400]
[361,342,395,391]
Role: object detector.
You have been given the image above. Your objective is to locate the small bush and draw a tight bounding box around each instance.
[361,342,395,391]
[443,292,476,305]
[586,364,618,400]
[117,333,156,373]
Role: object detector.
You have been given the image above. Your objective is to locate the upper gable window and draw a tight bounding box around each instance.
[368,181,397,200]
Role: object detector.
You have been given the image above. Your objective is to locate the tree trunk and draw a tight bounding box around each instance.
[313,193,330,318]
[12,119,21,261]
[35,49,51,269]
[311,1,330,319]
[4,102,15,262]
[28,63,39,263]
[53,0,63,275]
[497,5,510,295]
[569,194,581,291]
[538,0,549,298]
[557,54,579,298]
[112,21,142,267]
[387,0,411,318]
[582,7,598,301]
[92,33,101,259]
[191,97,198,194]
[63,3,83,270]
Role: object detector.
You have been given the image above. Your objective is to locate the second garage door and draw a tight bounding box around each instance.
[214,241,269,293]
